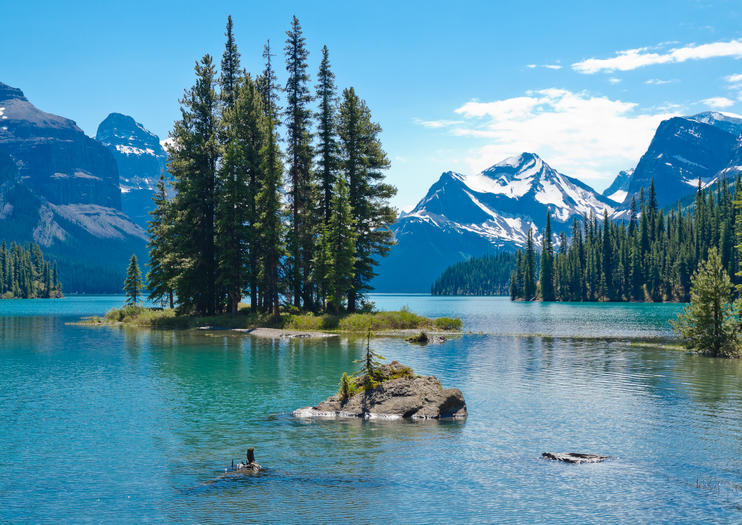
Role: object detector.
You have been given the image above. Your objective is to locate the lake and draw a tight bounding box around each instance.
[1,295,741,523]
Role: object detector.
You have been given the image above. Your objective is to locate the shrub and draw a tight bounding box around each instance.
[434,317,463,331]
[338,372,356,401]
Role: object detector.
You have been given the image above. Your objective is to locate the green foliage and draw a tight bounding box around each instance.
[512,176,742,303]
[337,87,397,311]
[433,317,463,331]
[672,248,740,358]
[284,15,316,309]
[319,176,357,313]
[145,16,396,319]
[146,175,176,308]
[431,252,515,296]
[356,328,385,387]
[338,372,356,401]
[0,240,62,298]
[123,254,143,305]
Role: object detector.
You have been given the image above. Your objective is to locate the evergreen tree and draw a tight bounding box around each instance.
[219,15,241,108]
[539,211,555,300]
[321,175,357,313]
[523,228,537,299]
[168,54,220,314]
[284,16,316,309]
[337,87,397,311]
[124,254,143,305]
[672,248,739,357]
[216,75,268,315]
[315,45,338,225]
[147,175,176,308]
[255,43,285,318]
[0,241,61,299]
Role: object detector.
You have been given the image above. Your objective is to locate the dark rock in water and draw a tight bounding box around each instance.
[406,331,447,344]
[223,447,264,477]
[542,452,609,464]
[294,361,467,420]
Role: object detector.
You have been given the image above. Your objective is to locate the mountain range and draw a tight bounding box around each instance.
[2,78,741,295]
[0,82,153,292]
[373,111,742,292]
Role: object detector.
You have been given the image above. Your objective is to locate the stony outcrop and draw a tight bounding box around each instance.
[542,452,609,464]
[294,361,467,420]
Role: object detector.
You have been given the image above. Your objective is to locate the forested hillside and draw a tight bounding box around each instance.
[511,178,740,302]
[431,253,515,296]
[0,241,62,298]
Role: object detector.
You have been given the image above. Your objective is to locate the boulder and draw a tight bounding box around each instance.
[542,452,609,464]
[294,361,467,420]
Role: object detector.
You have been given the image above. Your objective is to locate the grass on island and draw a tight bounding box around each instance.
[82,303,463,334]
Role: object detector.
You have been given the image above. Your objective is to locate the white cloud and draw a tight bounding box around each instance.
[439,89,673,188]
[608,77,621,84]
[701,96,735,109]
[526,64,562,70]
[573,39,742,74]
[725,73,742,83]
[645,78,676,85]
[414,118,464,128]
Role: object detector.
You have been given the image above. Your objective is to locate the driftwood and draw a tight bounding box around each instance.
[542,452,609,464]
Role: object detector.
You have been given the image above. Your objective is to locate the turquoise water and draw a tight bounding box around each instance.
[1,296,741,523]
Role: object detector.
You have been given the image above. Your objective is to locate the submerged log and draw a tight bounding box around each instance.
[542,452,609,464]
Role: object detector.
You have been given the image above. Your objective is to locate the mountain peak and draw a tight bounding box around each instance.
[0,82,27,102]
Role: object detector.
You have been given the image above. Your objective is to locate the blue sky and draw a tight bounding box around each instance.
[2,0,742,210]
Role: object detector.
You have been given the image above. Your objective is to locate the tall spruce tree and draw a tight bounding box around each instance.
[168,54,220,314]
[539,211,555,301]
[523,228,537,299]
[255,40,285,318]
[219,15,241,108]
[124,254,143,305]
[337,87,396,311]
[321,175,357,313]
[147,175,176,308]
[315,45,338,225]
[284,16,316,309]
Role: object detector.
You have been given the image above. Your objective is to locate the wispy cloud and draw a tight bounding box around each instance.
[526,64,563,70]
[700,96,735,109]
[725,73,742,85]
[608,77,622,84]
[573,39,742,74]
[424,89,673,186]
[414,118,464,129]
[645,78,676,85]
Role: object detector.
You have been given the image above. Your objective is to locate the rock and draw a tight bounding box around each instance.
[406,331,429,344]
[406,332,447,345]
[223,447,264,477]
[542,452,609,464]
[294,361,467,420]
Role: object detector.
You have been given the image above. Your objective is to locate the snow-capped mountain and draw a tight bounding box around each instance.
[0,82,147,292]
[603,169,633,204]
[373,153,614,292]
[96,113,169,227]
[615,112,742,209]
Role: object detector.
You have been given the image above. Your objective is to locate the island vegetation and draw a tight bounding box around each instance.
[0,241,62,299]
[145,15,395,321]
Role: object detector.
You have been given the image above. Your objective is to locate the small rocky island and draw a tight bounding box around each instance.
[294,360,467,420]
